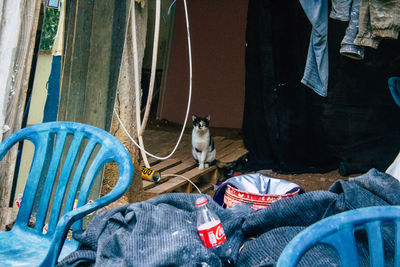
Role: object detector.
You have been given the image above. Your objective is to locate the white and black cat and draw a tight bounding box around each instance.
[192,115,216,169]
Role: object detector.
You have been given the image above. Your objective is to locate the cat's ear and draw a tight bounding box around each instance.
[206,115,210,121]
[192,115,197,121]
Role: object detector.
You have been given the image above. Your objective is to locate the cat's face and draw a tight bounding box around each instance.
[192,115,210,131]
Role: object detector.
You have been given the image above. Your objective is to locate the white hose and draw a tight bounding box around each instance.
[115,0,193,161]
[130,0,150,167]
[140,0,161,137]
[163,174,202,193]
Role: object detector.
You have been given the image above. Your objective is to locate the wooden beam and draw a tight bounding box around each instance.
[0,0,42,229]
[150,158,181,172]
[58,0,94,123]
[110,1,148,202]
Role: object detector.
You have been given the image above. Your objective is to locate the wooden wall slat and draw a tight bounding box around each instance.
[59,0,77,121]
[58,0,130,203]
[0,0,42,229]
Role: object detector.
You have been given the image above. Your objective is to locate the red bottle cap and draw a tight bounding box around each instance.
[195,197,208,207]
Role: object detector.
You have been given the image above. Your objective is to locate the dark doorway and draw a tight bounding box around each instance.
[242,0,400,175]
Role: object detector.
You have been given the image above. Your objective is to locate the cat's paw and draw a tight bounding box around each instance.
[204,163,209,168]
[199,163,204,170]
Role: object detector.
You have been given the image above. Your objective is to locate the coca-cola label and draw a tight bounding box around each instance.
[198,222,226,248]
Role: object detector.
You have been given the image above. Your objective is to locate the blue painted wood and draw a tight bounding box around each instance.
[42,56,61,123]
[0,121,134,266]
[277,206,400,267]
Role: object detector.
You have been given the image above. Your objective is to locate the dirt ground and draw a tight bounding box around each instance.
[258,170,349,192]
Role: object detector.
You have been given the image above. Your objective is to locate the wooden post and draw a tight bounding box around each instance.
[110,1,148,202]
[0,0,42,229]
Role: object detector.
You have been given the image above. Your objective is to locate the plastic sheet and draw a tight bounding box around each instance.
[213,173,304,209]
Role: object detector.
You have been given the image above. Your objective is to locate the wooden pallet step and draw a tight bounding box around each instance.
[150,158,181,172]
[146,166,217,195]
[213,136,225,142]
[143,180,154,190]
[216,140,244,160]
[142,161,197,190]
[141,159,181,190]
[161,161,197,176]
[140,157,161,166]
[219,147,248,163]
[215,139,234,152]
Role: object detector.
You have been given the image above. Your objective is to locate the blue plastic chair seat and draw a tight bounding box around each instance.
[0,228,77,266]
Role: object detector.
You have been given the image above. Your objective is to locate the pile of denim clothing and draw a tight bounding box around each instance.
[300,0,400,96]
[57,169,400,267]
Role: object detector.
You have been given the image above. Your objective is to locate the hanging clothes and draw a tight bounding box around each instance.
[299,0,364,96]
[299,0,329,97]
[386,77,400,181]
[338,0,364,60]
[388,77,400,108]
[330,0,352,21]
[242,0,400,174]
[354,0,400,49]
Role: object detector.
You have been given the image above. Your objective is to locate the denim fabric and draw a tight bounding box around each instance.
[299,0,329,97]
[57,193,251,267]
[330,0,352,21]
[57,169,400,266]
[389,77,400,108]
[42,56,61,123]
[354,0,400,49]
[238,168,400,266]
[386,77,400,181]
[339,0,364,60]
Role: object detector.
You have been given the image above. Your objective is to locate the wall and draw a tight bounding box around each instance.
[157,0,248,129]
[0,0,41,229]
[0,1,23,142]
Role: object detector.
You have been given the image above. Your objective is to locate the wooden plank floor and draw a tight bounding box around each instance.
[140,129,247,199]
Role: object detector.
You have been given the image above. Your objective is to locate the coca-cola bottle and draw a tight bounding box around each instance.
[195,196,226,248]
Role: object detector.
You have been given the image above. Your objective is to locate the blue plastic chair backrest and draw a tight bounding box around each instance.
[389,77,400,108]
[0,122,133,264]
[276,206,400,267]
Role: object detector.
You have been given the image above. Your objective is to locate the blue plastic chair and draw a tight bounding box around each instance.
[277,206,400,267]
[389,77,400,108]
[0,122,134,266]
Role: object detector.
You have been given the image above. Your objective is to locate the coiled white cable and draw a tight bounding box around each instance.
[114,0,192,161]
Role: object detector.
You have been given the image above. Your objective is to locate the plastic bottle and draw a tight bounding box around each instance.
[195,196,226,248]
